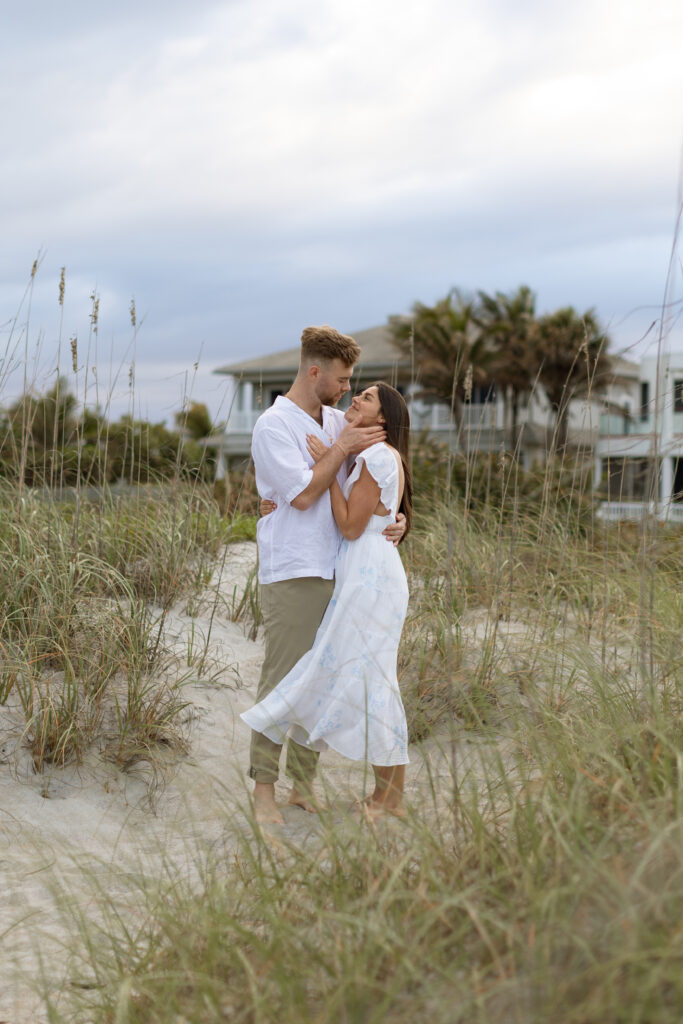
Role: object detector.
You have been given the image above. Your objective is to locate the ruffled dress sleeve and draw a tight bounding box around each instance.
[344,443,400,516]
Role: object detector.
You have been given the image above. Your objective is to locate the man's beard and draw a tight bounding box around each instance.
[318,386,343,406]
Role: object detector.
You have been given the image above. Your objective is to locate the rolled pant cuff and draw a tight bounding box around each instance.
[248,767,278,785]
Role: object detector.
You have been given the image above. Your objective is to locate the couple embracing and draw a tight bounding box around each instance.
[241,325,413,824]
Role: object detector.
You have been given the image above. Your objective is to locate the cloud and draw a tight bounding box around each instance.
[1,0,682,422]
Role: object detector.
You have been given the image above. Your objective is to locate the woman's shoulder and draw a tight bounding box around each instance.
[361,441,397,462]
[359,442,399,481]
[364,440,398,454]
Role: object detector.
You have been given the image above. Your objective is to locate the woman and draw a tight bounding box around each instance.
[241,382,413,818]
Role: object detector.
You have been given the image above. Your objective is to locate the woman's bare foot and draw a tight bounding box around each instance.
[349,796,373,813]
[362,799,406,821]
[253,782,284,825]
[288,786,318,813]
[353,765,407,821]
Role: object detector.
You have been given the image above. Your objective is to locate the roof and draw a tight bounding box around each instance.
[213,325,409,380]
[609,355,640,381]
[213,324,641,386]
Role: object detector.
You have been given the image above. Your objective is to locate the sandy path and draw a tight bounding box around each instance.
[0,542,512,1022]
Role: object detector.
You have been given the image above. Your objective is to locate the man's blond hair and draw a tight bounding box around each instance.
[300,325,361,368]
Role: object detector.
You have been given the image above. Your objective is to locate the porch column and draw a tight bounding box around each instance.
[242,381,254,412]
[215,450,227,481]
[660,455,674,507]
[593,455,601,491]
[497,392,505,431]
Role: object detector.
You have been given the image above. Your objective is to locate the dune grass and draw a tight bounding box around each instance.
[39,485,683,1024]
[5,258,683,1022]
[0,482,254,772]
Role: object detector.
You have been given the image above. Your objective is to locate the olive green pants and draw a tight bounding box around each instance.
[249,576,335,785]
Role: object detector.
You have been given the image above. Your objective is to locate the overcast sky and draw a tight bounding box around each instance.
[1,0,682,424]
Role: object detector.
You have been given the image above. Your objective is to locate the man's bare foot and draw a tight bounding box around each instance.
[254,796,284,825]
[253,782,284,825]
[288,786,318,814]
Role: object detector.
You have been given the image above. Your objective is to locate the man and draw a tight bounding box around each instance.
[249,324,405,824]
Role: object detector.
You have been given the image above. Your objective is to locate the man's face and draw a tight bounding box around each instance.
[314,358,354,406]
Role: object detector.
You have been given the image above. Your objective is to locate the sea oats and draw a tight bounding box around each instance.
[464,365,473,403]
[90,291,100,334]
[59,267,65,307]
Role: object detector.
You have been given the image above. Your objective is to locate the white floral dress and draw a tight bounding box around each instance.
[241,442,410,766]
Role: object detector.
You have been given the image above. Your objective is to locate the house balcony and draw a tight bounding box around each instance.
[596,502,683,523]
[225,409,262,434]
[410,402,500,433]
[601,411,683,440]
[600,412,638,435]
[596,432,657,459]
[222,401,501,443]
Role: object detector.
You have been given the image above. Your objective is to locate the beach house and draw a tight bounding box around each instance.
[212,326,683,520]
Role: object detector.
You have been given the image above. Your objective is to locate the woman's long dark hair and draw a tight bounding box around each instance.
[373,381,413,542]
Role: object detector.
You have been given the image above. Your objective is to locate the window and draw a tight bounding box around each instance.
[603,456,653,501]
[468,383,496,404]
[674,380,683,414]
[674,458,683,503]
[640,380,650,420]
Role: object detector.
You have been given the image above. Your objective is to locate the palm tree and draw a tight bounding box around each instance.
[389,289,491,430]
[476,285,537,450]
[531,307,611,451]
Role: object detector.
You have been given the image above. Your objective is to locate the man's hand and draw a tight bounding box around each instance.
[383,512,407,546]
[335,418,386,457]
[259,498,277,517]
[307,412,385,465]
[289,411,384,512]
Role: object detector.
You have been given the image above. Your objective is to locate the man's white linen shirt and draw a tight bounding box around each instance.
[252,396,347,585]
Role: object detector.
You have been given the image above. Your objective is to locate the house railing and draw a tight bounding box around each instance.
[596,501,683,522]
[225,409,262,433]
[600,413,634,436]
[224,403,498,436]
[410,402,498,432]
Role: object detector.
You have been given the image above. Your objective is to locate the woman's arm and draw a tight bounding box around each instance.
[306,434,390,541]
[328,464,381,540]
[290,420,385,511]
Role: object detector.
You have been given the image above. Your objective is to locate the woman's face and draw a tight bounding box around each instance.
[348,385,384,427]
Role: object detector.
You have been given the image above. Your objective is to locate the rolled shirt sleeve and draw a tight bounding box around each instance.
[252,418,313,504]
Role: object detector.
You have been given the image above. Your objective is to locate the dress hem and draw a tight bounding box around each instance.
[241,713,409,767]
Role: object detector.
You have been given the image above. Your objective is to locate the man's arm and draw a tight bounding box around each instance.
[290,420,385,511]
